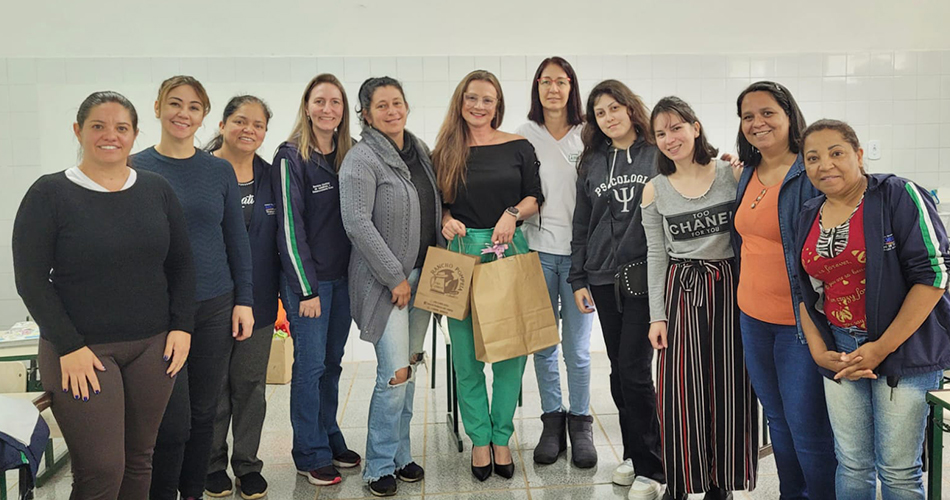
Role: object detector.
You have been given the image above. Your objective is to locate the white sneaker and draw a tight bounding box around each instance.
[627,476,663,500]
[612,458,635,486]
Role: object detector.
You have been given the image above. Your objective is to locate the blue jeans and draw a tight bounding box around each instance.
[740,312,837,499]
[533,252,595,415]
[364,268,430,482]
[281,276,352,471]
[824,325,941,500]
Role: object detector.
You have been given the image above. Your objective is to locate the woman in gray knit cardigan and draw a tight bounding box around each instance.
[339,76,443,498]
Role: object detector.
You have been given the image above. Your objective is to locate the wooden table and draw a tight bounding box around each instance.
[0,341,40,392]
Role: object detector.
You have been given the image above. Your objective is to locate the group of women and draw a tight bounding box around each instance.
[10,55,950,500]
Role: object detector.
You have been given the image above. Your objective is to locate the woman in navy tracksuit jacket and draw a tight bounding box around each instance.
[272,138,357,481]
[795,120,950,499]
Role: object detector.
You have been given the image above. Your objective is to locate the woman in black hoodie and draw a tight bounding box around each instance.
[568,80,663,500]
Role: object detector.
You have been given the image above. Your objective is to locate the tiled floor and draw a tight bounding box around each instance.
[7,352,949,499]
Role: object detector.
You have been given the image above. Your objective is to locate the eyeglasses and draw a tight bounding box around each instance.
[463,94,498,108]
[538,78,571,89]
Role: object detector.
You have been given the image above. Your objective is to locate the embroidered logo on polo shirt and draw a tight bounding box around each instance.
[312,182,334,194]
[883,233,896,251]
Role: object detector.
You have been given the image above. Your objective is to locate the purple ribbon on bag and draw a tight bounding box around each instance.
[481,243,509,260]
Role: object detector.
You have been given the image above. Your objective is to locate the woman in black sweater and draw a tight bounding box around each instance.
[12,91,195,500]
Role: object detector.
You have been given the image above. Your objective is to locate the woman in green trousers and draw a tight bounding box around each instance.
[432,70,544,482]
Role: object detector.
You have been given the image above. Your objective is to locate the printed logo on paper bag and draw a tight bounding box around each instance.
[428,264,466,297]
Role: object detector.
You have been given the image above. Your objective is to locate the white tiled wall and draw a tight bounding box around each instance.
[2,51,950,359]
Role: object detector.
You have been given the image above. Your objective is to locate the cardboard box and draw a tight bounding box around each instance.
[266,332,293,385]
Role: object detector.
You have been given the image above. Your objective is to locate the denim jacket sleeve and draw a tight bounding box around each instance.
[780,158,819,338]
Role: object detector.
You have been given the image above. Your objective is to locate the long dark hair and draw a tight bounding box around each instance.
[735,81,806,168]
[651,96,718,176]
[527,57,584,126]
[205,95,272,153]
[578,80,652,172]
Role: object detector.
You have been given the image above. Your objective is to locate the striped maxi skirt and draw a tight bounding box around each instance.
[656,258,758,498]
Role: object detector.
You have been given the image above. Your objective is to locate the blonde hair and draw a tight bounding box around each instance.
[432,70,505,203]
[286,73,352,171]
[156,75,211,117]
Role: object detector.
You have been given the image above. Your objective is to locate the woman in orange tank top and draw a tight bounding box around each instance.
[730,81,837,500]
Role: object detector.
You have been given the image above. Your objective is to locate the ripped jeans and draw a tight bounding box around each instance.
[364,267,431,482]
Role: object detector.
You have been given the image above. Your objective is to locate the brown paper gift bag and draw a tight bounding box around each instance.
[414,246,480,320]
[471,251,559,363]
[266,331,294,385]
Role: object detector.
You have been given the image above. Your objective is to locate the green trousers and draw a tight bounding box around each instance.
[447,227,528,446]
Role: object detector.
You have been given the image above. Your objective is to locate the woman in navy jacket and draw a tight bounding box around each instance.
[203,95,280,500]
[796,119,950,500]
[272,73,360,487]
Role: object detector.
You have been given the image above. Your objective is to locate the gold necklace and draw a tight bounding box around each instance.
[750,188,768,209]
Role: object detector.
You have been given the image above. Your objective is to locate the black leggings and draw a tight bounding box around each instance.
[150,292,234,499]
[589,285,665,483]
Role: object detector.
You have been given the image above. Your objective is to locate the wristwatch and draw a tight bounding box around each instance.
[505,206,520,219]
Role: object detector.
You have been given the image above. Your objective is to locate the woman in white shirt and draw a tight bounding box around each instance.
[515,57,597,469]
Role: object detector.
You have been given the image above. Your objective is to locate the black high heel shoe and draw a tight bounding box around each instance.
[471,448,492,482]
[492,445,515,479]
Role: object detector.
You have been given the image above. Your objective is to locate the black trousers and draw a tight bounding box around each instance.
[150,292,234,499]
[589,285,665,483]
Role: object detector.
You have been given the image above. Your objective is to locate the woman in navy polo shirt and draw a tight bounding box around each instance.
[203,95,280,500]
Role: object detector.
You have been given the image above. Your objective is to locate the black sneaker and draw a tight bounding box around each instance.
[204,470,233,497]
[236,471,268,500]
[332,449,362,468]
[396,462,424,482]
[368,475,397,497]
[297,465,342,485]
